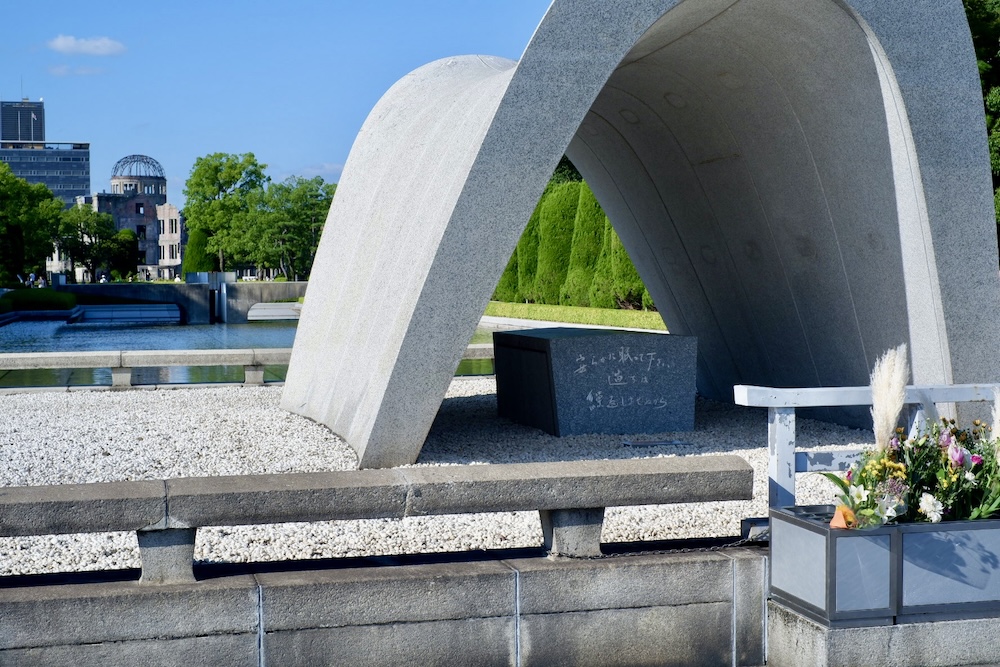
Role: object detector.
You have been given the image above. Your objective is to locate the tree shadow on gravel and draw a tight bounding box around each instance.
[416,392,872,465]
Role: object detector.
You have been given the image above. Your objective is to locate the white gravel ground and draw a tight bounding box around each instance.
[0,379,872,576]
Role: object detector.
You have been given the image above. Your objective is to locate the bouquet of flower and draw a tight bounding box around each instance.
[823,344,1000,529]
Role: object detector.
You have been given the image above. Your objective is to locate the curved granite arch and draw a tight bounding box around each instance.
[283,0,1000,468]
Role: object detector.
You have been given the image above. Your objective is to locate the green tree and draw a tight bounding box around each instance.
[560,182,605,307]
[963,0,1000,232]
[550,155,582,184]
[180,228,217,275]
[610,228,647,310]
[0,163,62,285]
[492,251,520,302]
[534,181,581,304]
[182,152,269,271]
[516,201,543,302]
[57,205,118,282]
[588,220,651,309]
[106,228,138,280]
[240,176,335,279]
[589,219,617,309]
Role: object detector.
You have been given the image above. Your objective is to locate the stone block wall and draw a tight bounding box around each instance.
[0,547,766,666]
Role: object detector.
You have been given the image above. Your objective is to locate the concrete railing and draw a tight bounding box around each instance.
[734,383,1000,507]
[0,348,291,387]
[0,456,752,585]
[0,345,494,387]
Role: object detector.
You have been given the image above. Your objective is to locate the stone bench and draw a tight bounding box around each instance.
[0,455,752,584]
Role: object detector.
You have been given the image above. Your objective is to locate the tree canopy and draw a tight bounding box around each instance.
[182,154,335,279]
[182,152,270,271]
[239,176,336,280]
[57,205,119,282]
[0,163,63,285]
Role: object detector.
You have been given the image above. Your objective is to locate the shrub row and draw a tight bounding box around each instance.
[0,288,76,313]
[495,181,653,310]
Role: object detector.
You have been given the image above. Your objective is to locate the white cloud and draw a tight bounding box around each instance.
[47,35,125,56]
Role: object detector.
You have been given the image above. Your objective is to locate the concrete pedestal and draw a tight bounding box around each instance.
[767,600,1000,667]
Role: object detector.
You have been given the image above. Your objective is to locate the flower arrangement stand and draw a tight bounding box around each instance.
[768,505,1000,666]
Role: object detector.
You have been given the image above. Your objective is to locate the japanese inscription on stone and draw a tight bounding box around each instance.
[575,346,670,412]
[494,328,697,436]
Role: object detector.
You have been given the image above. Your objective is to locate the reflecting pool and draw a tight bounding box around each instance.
[0,321,493,387]
[0,320,297,353]
[0,321,298,387]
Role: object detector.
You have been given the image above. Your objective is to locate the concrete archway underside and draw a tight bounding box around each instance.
[283,0,1000,468]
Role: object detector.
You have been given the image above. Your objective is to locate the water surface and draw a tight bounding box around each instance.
[0,321,492,387]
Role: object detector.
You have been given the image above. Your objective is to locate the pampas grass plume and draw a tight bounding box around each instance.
[870,343,909,451]
[992,387,1000,461]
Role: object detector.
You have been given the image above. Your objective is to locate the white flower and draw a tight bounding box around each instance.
[875,496,898,523]
[848,484,869,506]
[966,471,978,486]
[919,492,943,523]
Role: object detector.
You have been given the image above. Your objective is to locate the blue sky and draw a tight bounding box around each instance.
[1,1,552,207]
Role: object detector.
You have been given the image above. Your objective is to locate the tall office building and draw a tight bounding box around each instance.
[1,100,45,141]
[0,99,90,206]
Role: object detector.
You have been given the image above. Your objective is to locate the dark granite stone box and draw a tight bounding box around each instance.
[493,328,697,436]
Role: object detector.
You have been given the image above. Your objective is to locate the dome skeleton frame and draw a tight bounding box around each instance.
[111,154,165,180]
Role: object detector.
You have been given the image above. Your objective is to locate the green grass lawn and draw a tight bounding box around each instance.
[483,301,666,331]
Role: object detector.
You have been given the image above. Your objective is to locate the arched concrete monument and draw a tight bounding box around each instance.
[283,0,1000,468]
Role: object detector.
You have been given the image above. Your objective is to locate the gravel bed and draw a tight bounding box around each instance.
[0,379,872,576]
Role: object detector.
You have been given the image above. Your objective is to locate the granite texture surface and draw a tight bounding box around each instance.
[283,0,1000,467]
[495,328,696,435]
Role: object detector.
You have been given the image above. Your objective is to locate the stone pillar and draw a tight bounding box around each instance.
[540,508,605,557]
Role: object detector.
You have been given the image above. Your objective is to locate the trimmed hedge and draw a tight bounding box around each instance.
[495,159,655,312]
[516,200,543,302]
[492,250,520,302]
[180,228,216,275]
[588,219,618,309]
[610,228,647,309]
[534,181,580,305]
[559,182,604,307]
[0,288,76,313]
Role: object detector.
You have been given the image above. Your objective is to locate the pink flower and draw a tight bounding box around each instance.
[947,442,969,469]
[939,431,955,449]
[972,454,984,466]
